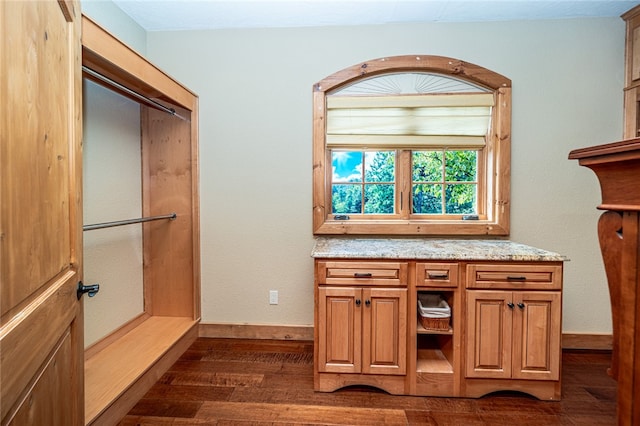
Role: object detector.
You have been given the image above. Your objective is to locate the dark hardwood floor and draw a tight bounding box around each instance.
[120,338,616,425]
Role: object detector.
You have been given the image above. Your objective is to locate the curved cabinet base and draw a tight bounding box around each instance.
[315,373,407,395]
[463,379,561,401]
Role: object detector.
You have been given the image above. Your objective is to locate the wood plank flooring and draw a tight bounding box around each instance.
[119,338,616,425]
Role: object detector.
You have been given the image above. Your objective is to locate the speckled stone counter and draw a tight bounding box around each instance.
[311,237,567,262]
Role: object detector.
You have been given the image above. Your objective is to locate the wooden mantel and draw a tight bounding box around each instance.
[569,137,640,426]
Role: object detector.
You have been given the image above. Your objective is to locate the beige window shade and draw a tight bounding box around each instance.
[326,93,494,149]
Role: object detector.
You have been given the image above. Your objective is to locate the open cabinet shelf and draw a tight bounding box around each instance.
[416,348,453,374]
[416,322,453,335]
[414,334,456,395]
[413,286,458,396]
[84,316,198,424]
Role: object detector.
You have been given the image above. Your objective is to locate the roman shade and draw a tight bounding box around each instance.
[326,93,494,149]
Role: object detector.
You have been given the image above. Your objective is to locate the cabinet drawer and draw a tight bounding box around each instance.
[466,263,562,290]
[416,263,458,287]
[317,261,408,286]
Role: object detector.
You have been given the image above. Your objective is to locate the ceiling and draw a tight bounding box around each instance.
[108,0,640,31]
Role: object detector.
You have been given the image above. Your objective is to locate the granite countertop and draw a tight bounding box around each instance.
[311,237,568,262]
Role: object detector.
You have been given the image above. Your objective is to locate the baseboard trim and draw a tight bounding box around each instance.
[199,323,314,341]
[562,333,612,350]
[199,323,611,350]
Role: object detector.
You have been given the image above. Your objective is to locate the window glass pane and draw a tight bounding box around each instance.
[445,184,476,214]
[365,151,395,182]
[364,184,394,214]
[332,184,362,214]
[412,151,443,182]
[412,184,443,214]
[445,150,477,182]
[331,150,396,215]
[332,151,363,183]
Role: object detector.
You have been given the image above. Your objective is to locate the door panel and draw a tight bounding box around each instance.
[318,287,362,373]
[466,291,512,379]
[1,0,83,424]
[10,330,74,426]
[1,0,72,312]
[362,288,407,375]
[512,291,561,380]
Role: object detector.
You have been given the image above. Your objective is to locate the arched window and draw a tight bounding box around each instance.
[312,55,511,236]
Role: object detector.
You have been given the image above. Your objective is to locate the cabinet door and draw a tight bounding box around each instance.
[317,287,362,373]
[1,1,84,424]
[466,291,512,379]
[512,291,561,380]
[362,288,407,375]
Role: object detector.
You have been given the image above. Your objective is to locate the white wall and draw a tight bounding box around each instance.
[81,3,147,347]
[144,18,623,335]
[83,6,624,336]
[82,81,143,347]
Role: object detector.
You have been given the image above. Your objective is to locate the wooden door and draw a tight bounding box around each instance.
[465,291,512,379]
[1,1,83,424]
[511,291,561,381]
[317,287,362,373]
[362,288,407,375]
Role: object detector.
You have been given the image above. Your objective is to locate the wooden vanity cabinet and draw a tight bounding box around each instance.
[464,263,563,400]
[312,240,565,400]
[465,291,561,379]
[315,261,408,393]
[318,287,407,375]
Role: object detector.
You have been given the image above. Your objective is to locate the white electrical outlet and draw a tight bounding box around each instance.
[269,290,278,305]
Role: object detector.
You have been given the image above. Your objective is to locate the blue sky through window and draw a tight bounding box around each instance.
[332,151,363,183]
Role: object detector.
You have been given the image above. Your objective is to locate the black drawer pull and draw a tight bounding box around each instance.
[354,273,373,278]
[507,276,526,281]
[427,273,449,279]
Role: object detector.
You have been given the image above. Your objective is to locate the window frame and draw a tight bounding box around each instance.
[312,55,511,236]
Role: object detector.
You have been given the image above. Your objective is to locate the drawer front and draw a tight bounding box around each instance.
[317,261,408,286]
[416,262,459,287]
[466,263,562,290]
